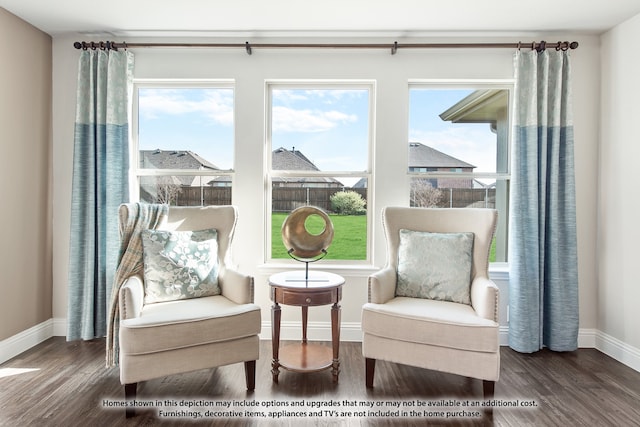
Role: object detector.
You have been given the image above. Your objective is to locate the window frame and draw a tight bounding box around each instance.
[264,80,376,266]
[407,80,513,264]
[130,79,236,205]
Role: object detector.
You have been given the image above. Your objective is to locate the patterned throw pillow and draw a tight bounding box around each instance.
[141,228,220,304]
[396,229,474,305]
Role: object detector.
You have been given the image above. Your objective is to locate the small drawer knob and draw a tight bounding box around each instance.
[305,297,312,303]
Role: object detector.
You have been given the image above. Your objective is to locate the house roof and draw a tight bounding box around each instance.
[140,149,220,171]
[408,142,475,169]
[272,147,320,171]
[272,147,342,186]
[140,149,221,186]
[352,178,367,188]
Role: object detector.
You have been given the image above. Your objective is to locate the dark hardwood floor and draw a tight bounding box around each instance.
[1,338,639,426]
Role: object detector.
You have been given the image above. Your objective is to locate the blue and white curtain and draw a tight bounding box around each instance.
[509,49,579,353]
[67,49,134,341]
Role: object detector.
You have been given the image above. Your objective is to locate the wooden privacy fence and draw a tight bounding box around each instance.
[175,186,232,206]
[144,185,494,211]
[272,187,367,212]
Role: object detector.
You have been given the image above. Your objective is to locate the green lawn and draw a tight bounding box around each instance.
[272,212,367,260]
[271,212,498,263]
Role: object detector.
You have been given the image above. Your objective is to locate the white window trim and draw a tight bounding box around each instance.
[264,80,376,267]
[408,79,514,263]
[130,79,236,203]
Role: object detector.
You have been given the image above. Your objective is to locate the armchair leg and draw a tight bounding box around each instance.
[365,358,376,388]
[482,379,495,399]
[124,383,137,418]
[482,380,495,422]
[244,360,256,391]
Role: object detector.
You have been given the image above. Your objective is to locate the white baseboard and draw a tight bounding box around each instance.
[5,319,639,375]
[499,326,509,346]
[259,321,362,342]
[52,317,67,337]
[595,330,640,373]
[0,319,54,365]
[578,328,598,348]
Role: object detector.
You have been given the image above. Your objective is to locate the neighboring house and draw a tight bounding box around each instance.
[408,142,475,189]
[352,143,476,190]
[352,177,367,189]
[272,147,343,188]
[139,149,230,205]
[140,149,231,187]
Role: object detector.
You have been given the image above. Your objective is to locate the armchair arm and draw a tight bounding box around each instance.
[219,268,254,305]
[119,275,144,320]
[470,276,499,322]
[368,267,397,304]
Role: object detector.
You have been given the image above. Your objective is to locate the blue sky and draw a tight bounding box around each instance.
[137,86,497,175]
[138,87,235,169]
[270,88,370,172]
[409,89,497,174]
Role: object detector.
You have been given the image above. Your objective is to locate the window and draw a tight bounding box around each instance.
[408,84,511,262]
[266,82,373,263]
[132,81,235,206]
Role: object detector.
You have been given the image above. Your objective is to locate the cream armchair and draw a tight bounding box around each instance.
[117,205,260,417]
[362,207,499,400]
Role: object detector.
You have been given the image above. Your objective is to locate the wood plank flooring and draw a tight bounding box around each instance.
[1,338,640,426]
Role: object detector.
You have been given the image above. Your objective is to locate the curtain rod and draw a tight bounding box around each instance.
[73,40,579,55]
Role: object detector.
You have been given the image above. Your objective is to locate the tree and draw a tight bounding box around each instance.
[410,179,443,208]
[330,190,366,215]
[155,177,182,205]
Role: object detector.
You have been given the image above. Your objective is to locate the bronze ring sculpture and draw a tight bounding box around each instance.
[281,206,334,260]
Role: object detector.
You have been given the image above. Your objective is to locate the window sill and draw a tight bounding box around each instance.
[258,262,509,280]
[489,263,510,281]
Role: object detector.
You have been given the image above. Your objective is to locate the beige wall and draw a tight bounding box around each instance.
[0,8,52,341]
[599,13,640,352]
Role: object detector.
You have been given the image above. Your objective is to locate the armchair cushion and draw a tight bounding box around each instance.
[362,297,498,353]
[396,229,474,304]
[120,295,261,356]
[141,228,221,304]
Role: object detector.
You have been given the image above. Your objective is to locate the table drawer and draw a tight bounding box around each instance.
[280,289,336,306]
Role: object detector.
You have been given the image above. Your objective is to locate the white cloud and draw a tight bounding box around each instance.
[139,89,233,126]
[272,106,358,133]
[274,89,366,103]
[273,90,310,103]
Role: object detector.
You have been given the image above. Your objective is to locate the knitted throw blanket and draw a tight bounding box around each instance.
[106,203,168,367]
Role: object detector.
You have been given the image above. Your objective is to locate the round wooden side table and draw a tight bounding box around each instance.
[269,270,344,383]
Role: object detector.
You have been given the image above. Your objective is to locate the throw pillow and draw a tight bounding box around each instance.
[141,228,220,304]
[396,229,474,304]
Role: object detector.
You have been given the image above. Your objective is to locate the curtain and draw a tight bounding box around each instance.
[509,49,579,353]
[67,49,134,341]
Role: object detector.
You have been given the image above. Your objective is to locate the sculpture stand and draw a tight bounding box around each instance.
[287,248,328,283]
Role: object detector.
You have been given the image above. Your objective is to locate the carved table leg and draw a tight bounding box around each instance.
[331,302,341,382]
[271,302,281,383]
